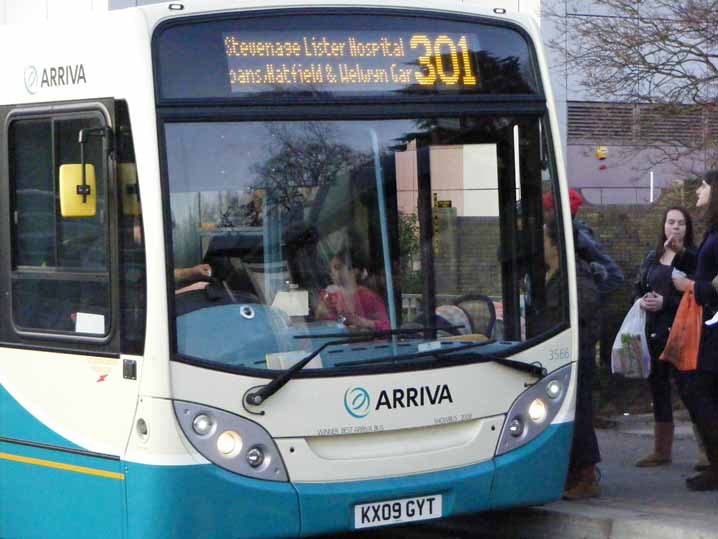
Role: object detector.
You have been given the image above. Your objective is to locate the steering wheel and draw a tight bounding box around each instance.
[205,276,259,304]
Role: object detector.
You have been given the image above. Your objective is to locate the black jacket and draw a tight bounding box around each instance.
[693,229,718,371]
[634,247,697,359]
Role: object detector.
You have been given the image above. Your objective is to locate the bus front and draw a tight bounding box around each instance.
[150,5,576,537]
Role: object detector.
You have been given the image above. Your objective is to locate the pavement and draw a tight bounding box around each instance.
[330,411,718,539]
[436,410,718,539]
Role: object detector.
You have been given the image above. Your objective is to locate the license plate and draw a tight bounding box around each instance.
[354,494,442,529]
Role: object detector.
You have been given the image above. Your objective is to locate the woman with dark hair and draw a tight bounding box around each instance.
[673,170,718,490]
[634,207,697,467]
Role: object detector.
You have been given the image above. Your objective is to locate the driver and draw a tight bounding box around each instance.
[314,248,389,331]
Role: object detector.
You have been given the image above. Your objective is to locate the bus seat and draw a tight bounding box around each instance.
[452,294,496,338]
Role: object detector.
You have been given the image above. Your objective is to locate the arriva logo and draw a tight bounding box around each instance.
[344,387,371,418]
[344,384,454,419]
[23,63,87,95]
[24,66,39,95]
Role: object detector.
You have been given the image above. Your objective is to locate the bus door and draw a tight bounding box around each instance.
[0,99,145,539]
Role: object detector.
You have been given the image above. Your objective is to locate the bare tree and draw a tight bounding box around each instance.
[252,122,362,211]
[544,0,718,173]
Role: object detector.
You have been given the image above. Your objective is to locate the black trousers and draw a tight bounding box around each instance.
[570,349,601,471]
[675,370,718,464]
[648,357,675,423]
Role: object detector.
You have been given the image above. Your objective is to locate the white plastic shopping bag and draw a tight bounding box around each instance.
[611,299,651,378]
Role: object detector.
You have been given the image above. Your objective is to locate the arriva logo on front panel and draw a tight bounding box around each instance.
[344,384,454,418]
[344,387,371,418]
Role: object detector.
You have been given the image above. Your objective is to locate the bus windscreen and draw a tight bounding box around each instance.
[154,11,540,100]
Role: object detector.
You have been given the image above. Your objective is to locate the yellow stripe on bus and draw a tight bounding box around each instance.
[0,451,125,480]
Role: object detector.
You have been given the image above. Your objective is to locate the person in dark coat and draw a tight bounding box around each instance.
[633,207,697,467]
[672,170,718,491]
[539,221,602,499]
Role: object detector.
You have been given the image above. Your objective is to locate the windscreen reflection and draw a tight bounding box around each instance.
[166,117,566,371]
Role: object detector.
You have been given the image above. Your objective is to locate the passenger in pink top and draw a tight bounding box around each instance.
[315,250,390,331]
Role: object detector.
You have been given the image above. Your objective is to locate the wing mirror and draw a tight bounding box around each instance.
[59,164,97,217]
[58,126,112,218]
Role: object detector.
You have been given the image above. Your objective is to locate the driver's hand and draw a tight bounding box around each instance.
[192,264,212,279]
[175,281,209,295]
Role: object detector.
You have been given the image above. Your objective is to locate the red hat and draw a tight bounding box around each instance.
[542,192,555,211]
[542,189,584,216]
[568,189,584,215]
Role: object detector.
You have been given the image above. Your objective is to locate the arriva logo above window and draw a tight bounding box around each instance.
[344,384,454,419]
[24,64,87,95]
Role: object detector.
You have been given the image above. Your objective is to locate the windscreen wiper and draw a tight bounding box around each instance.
[433,341,547,377]
[244,333,384,406]
[245,332,544,407]
[336,339,547,378]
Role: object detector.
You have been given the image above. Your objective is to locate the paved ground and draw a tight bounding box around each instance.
[326,411,718,539]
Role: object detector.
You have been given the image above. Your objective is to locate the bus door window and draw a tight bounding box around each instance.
[9,112,113,339]
[116,100,147,355]
[528,120,569,337]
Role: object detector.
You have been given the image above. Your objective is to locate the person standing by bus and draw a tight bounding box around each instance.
[544,189,625,299]
[539,220,602,500]
[672,171,718,491]
[634,207,698,468]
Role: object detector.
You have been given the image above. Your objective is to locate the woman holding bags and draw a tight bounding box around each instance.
[672,170,718,491]
[633,207,697,467]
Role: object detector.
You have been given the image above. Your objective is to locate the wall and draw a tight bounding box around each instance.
[578,180,702,362]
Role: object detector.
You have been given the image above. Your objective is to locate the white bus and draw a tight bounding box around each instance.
[0,2,579,538]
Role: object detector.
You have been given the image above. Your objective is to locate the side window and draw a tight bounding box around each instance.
[10,113,111,338]
[116,101,147,355]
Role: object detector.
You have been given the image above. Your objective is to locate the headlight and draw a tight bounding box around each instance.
[192,413,215,436]
[217,430,243,457]
[174,401,288,482]
[246,445,266,468]
[496,363,572,456]
[508,417,524,437]
[546,380,563,400]
[528,399,548,423]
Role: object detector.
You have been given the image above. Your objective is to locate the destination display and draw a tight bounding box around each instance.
[223,30,481,94]
[154,13,540,100]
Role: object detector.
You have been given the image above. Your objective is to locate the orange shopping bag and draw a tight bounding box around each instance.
[660,282,702,371]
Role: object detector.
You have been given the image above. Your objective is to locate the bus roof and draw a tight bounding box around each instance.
[137,0,538,28]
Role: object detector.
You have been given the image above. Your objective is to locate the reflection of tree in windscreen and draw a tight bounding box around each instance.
[252,123,363,212]
[473,52,534,94]
[401,115,515,149]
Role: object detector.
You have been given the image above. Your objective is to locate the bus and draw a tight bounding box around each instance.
[0,1,578,537]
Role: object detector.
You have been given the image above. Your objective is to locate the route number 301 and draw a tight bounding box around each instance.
[410,34,478,87]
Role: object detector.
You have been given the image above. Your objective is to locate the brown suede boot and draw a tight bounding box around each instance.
[563,465,601,500]
[635,422,674,467]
